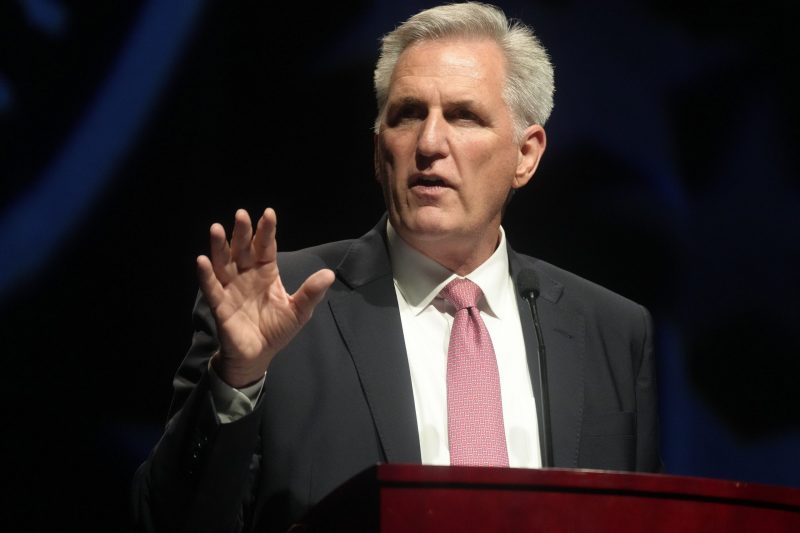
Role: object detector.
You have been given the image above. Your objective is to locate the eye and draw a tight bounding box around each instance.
[387,103,426,126]
[447,107,483,125]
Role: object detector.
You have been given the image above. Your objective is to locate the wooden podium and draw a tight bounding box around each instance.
[295,464,800,532]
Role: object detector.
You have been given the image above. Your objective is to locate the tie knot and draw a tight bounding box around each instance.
[440,278,483,311]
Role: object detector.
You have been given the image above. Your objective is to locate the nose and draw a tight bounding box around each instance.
[416,113,449,167]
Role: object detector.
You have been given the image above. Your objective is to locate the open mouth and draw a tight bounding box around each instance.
[411,175,448,188]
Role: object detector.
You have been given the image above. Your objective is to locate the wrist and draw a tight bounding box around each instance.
[210,349,268,389]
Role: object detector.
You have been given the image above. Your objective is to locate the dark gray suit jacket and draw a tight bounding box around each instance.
[132,217,660,533]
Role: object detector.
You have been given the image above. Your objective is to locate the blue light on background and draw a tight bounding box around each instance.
[0,0,207,299]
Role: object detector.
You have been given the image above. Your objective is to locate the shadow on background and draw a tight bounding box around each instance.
[1,0,797,529]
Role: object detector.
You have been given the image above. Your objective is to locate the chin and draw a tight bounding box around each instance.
[409,206,450,228]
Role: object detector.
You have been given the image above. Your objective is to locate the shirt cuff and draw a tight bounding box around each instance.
[207,360,266,424]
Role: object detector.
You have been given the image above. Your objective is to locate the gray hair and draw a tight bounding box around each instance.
[373,2,555,140]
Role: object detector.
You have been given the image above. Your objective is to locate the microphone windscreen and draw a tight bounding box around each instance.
[517,269,540,297]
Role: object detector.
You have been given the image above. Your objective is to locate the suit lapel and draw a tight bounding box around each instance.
[328,220,421,464]
[510,250,586,468]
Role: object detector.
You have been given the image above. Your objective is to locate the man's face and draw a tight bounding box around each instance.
[376,38,544,271]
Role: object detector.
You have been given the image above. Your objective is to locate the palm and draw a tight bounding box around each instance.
[197,208,334,387]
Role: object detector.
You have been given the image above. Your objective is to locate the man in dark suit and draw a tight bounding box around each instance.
[133,3,660,532]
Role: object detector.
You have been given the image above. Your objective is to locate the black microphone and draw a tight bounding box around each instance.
[518,269,553,468]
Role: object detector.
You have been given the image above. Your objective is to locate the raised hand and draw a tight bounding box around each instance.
[196,208,335,388]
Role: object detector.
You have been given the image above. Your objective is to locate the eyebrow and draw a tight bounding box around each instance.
[387,96,482,110]
[387,96,424,108]
[446,99,482,111]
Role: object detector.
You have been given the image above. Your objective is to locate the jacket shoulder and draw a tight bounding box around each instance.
[514,252,649,322]
[276,239,357,288]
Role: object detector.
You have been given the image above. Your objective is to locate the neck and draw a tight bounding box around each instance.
[394,226,501,276]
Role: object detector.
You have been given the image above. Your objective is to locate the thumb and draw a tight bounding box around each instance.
[291,269,336,324]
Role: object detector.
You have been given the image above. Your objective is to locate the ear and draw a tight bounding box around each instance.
[513,124,546,190]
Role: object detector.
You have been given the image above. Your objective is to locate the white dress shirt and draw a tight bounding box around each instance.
[387,222,541,468]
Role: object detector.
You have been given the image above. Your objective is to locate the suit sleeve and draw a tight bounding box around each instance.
[131,293,263,533]
[635,305,663,472]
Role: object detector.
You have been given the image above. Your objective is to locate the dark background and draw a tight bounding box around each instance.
[2,0,798,529]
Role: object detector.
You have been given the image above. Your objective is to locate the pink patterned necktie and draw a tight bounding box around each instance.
[440,278,509,467]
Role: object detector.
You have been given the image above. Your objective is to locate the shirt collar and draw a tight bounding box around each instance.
[386,220,512,318]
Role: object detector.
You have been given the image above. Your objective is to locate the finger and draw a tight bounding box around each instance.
[197,255,226,309]
[230,209,254,268]
[253,207,278,264]
[209,223,236,284]
[291,269,336,324]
